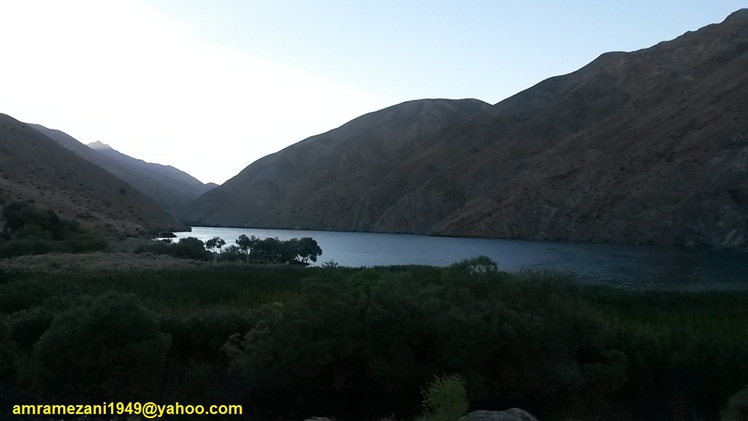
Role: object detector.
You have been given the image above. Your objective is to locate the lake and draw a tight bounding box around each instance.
[169,226,748,290]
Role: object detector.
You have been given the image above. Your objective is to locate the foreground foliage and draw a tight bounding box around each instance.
[421,374,469,421]
[0,258,746,420]
[35,293,170,402]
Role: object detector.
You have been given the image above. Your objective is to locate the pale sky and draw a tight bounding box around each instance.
[0,1,745,184]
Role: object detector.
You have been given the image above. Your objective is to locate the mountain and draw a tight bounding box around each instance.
[29,124,215,214]
[183,9,748,248]
[0,114,184,235]
[180,98,491,227]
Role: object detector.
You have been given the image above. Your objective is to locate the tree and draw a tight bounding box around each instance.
[173,237,212,260]
[235,234,258,263]
[218,245,244,262]
[232,235,322,265]
[205,236,226,253]
[1,201,67,240]
[255,237,284,264]
[295,237,322,265]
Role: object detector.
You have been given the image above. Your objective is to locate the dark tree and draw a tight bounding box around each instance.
[232,235,322,265]
[235,234,259,263]
[255,237,284,264]
[172,237,212,261]
[217,244,244,262]
[295,237,322,265]
[205,237,226,253]
[1,201,66,240]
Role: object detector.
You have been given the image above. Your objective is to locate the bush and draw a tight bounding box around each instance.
[172,237,212,260]
[217,245,244,262]
[722,384,748,421]
[1,201,82,241]
[135,237,212,261]
[449,256,498,274]
[421,374,469,421]
[0,201,105,257]
[0,322,17,396]
[4,307,54,349]
[34,292,170,402]
[0,238,51,258]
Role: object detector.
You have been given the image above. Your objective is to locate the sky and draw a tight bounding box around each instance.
[0,1,745,185]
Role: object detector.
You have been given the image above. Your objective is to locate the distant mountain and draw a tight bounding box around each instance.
[29,124,215,214]
[183,9,748,248]
[0,114,184,235]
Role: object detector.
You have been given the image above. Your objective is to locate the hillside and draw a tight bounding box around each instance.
[0,114,184,235]
[183,9,748,248]
[29,124,214,214]
[181,98,491,228]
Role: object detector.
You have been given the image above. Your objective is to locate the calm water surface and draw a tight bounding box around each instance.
[170,227,748,290]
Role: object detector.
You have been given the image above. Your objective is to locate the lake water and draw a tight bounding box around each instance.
[169,227,748,290]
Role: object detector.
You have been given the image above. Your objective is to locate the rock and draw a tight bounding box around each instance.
[459,408,539,421]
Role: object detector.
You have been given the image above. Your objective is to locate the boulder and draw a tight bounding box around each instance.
[459,408,539,421]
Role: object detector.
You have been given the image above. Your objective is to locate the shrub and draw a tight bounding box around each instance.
[4,307,54,349]
[34,292,170,402]
[135,237,212,261]
[321,260,339,268]
[421,374,469,421]
[449,256,498,274]
[722,384,748,421]
[0,322,17,395]
[217,245,244,262]
[172,237,212,261]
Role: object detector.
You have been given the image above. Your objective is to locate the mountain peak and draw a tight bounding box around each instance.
[88,141,112,150]
[725,8,748,22]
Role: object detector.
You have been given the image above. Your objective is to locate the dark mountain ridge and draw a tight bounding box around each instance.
[0,115,184,235]
[29,124,214,214]
[183,9,748,248]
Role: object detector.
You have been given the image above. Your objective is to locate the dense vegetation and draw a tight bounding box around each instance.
[1,258,746,420]
[136,234,323,265]
[0,201,107,257]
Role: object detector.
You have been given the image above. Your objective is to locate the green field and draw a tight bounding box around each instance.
[1,254,747,420]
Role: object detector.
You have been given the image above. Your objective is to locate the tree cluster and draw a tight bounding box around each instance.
[135,237,213,261]
[0,201,106,257]
[136,235,322,266]
[219,235,322,265]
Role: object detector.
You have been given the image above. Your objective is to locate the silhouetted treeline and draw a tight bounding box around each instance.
[135,236,213,261]
[137,235,322,265]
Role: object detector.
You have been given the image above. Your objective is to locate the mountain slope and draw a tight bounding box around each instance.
[183,9,748,248]
[29,124,214,214]
[417,9,748,248]
[0,115,184,235]
[181,98,492,229]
